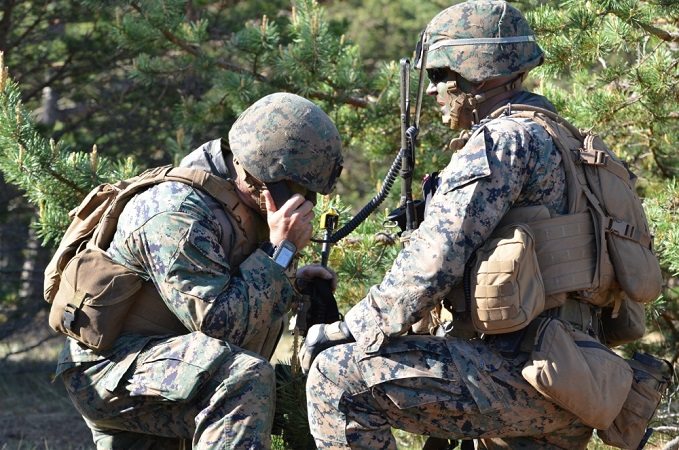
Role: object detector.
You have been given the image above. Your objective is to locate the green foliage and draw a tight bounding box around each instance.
[528,0,679,179]
[0,0,678,446]
[645,180,679,277]
[0,63,140,243]
[325,0,447,68]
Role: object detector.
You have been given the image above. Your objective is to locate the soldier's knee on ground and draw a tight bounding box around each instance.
[203,350,276,414]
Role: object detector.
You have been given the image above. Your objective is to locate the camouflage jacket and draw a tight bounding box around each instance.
[344,92,568,353]
[57,139,294,370]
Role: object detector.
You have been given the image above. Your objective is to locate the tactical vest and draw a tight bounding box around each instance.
[45,165,263,351]
[447,104,662,343]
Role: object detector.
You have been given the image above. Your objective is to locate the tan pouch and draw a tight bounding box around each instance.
[48,246,143,351]
[600,295,646,347]
[598,352,673,449]
[522,318,633,429]
[471,224,545,334]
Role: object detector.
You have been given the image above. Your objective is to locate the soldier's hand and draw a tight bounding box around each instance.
[264,190,314,250]
[295,264,337,291]
[299,321,353,374]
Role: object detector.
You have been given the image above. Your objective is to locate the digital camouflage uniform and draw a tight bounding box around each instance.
[57,94,344,449]
[57,138,291,449]
[306,90,594,449]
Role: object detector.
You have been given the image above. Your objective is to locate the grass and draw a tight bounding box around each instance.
[1,330,675,450]
[0,335,92,450]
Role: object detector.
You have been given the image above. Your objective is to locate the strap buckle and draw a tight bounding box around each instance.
[607,217,635,239]
[62,290,86,330]
[580,149,608,166]
[62,303,78,330]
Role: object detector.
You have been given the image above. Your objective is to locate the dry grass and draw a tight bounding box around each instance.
[0,333,92,450]
[1,328,674,450]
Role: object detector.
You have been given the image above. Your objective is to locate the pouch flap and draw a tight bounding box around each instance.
[472,224,545,334]
[60,247,143,307]
[522,318,633,429]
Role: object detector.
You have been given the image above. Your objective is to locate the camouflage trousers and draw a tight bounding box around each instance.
[60,332,275,449]
[306,335,593,449]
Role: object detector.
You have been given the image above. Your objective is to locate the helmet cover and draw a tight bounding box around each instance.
[229,93,343,195]
[423,0,544,82]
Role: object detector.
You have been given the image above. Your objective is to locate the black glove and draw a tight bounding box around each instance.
[297,277,341,336]
[299,321,354,374]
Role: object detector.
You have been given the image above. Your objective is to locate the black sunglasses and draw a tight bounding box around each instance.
[426,68,451,85]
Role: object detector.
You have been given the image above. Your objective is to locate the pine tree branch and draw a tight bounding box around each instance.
[636,21,679,43]
[9,132,87,197]
[129,2,269,80]
[0,334,59,362]
[21,51,76,103]
[606,8,679,43]
[128,2,370,108]
[7,8,48,52]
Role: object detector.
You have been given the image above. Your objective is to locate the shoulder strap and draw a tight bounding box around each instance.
[489,105,613,299]
[494,104,651,248]
[93,165,243,249]
[488,104,584,138]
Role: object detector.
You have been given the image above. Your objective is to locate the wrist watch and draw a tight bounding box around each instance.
[270,240,297,270]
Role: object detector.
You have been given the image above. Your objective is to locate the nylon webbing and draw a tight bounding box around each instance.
[475,283,516,298]
[93,165,242,249]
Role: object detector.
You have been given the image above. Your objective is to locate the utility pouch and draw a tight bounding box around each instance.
[471,224,545,334]
[48,246,143,351]
[600,295,646,347]
[521,318,633,429]
[598,352,673,449]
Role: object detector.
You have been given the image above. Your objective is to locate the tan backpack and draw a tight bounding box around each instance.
[44,165,241,351]
[468,104,662,339]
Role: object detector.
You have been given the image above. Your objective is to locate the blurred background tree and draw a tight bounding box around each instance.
[0,0,677,448]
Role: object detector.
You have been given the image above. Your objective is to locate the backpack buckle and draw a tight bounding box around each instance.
[580,149,608,166]
[607,217,635,239]
[62,303,77,330]
[62,290,86,331]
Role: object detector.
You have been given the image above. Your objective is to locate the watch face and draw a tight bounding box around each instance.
[274,246,295,267]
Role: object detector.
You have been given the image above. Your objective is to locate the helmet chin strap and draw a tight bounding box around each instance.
[439,74,525,130]
[233,156,268,216]
[471,74,525,115]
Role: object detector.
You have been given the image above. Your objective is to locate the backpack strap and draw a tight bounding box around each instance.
[487,104,612,301]
[494,104,652,249]
[162,166,241,211]
[93,165,243,249]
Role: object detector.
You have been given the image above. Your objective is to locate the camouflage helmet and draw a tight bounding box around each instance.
[228,93,343,195]
[422,0,544,83]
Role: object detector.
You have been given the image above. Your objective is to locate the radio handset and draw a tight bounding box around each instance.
[266,181,295,209]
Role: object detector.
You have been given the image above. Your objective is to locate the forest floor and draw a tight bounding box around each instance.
[1,321,673,450]
[0,323,296,450]
[0,325,91,450]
